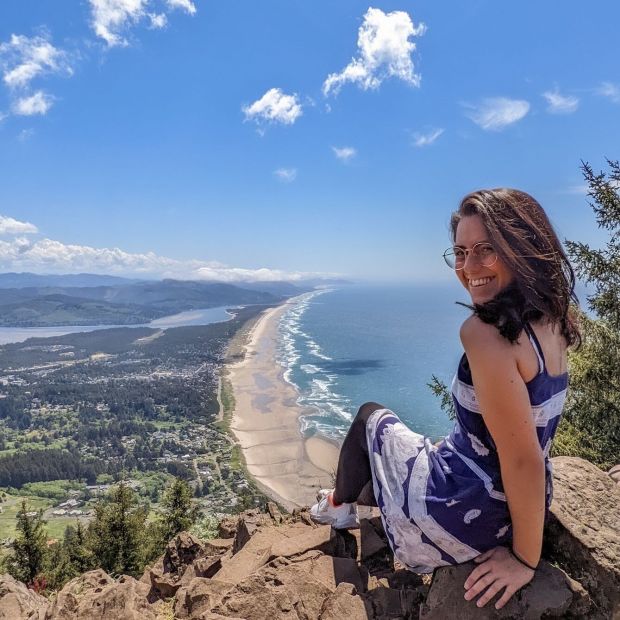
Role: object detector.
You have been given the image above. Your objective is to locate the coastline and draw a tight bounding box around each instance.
[226,297,340,512]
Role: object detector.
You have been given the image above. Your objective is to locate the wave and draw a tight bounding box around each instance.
[275,289,353,443]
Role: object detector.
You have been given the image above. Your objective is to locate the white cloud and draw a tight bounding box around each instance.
[463,97,530,131]
[596,81,620,104]
[243,88,303,126]
[332,146,357,161]
[323,7,426,97]
[0,215,331,282]
[166,0,197,15]
[0,215,38,235]
[89,0,150,47]
[89,0,197,46]
[542,88,578,114]
[148,13,168,29]
[274,168,297,182]
[0,33,73,89]
[12,91,54,116]
[412,128,443,147]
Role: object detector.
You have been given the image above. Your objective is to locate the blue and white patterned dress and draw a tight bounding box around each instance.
[365,323,568,573]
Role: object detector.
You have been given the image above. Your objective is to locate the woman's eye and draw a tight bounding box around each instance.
[479,245,494,255]
[454,249,465,258]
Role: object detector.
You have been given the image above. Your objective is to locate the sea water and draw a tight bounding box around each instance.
[275,284,474,443]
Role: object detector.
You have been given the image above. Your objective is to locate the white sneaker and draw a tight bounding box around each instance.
[309,489,360,529]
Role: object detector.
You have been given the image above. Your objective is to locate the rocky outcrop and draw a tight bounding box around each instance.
[544,456,620,619]
[0,574,48,619]
[0,456,617,620]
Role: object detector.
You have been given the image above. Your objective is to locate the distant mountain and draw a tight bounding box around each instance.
[0,280,286,327]
[0,272,144,289]
[231,281,310,297]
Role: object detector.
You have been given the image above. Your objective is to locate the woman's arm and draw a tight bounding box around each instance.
[459,316,544,607]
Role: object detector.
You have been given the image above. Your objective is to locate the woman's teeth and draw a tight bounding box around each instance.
[469,276,494,287]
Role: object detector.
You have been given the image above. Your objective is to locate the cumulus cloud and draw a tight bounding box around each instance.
[89,0,197,46]
[0,33,73,89]
[323,7,426,97]
[243,88,303,126]
[332,146,357,161]
[12,91,54,116]
[0,215,38,235]
[463,97,530,131]
[412,128,443,147]
[89,0,150,47]
[0,213,331,282]
[148,13,168,29]
[166,0,197,15]
[273,168,297,182]
[597,81,620,103]
[542,88,578,114]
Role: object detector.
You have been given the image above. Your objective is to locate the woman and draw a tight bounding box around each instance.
[310,188,581,610]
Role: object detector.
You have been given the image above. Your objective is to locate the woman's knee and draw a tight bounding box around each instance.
[356,401,386,423]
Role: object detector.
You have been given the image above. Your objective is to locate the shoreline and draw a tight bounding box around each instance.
[226,297,340,512]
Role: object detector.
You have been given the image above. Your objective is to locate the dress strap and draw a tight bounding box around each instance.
[523,323,545,374]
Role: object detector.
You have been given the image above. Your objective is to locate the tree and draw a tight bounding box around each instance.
[157,477,200,544]
[553,159,620,468]
[87,481,148,576]
[3,500,48,585]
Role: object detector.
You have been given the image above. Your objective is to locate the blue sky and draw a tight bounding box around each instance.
[0,0,618,283]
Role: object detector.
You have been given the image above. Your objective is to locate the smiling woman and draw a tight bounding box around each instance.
[309,188,582,611]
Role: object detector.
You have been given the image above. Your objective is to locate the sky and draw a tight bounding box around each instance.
[0,0,619,283]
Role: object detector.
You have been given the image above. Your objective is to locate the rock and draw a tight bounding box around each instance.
[319,583,369,620]
[359,518,389,561]
[232,509,270,554]
[218,515,239,540]
[609,463,620,484]
[545,456,620,617]
[268,550,368,593]
[217,522,326,584]
[268,525,337,561]
[145,532,214,600]
[267,501,284,524]
[173,577,235,619]
[204,538,235,556]
[419,561,575,619]
[0,574,48,619]
[46,570,156,619]
[211,565,333,620]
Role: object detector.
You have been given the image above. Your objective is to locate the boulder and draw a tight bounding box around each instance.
[267,550,368,593]
[608,463,620,485]
[145,532,216,600]
[46,570,157,619]
[319,583,369,620]
[211,565,333,620]
[0,574,48,619]
[545,456,620,617]
[232,509,271,554]
[419,561,577,619]
[217,522,334,584]
[173,577,235,619]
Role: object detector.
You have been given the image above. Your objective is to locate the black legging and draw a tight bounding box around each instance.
[332,401,385,506]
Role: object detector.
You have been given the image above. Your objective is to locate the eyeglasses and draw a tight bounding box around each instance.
[443,242,498,270]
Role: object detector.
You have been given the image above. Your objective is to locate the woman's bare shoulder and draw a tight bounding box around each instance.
[459,315,510,350]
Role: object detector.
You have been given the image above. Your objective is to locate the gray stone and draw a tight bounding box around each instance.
[419,561,574,619]
[545,456,620,618]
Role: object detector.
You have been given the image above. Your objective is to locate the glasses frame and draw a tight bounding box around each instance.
[443,242,498,271]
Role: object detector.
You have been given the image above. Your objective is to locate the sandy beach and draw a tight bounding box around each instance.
[227,298,340,511]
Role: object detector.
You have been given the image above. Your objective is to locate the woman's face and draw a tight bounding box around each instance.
[454,214,514,303]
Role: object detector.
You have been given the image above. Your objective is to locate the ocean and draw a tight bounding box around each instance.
[275,283,474,443]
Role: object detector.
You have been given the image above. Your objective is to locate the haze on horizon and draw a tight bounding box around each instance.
[0,1,618,284]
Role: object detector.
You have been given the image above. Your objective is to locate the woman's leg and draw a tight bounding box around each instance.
[332,401,385,506]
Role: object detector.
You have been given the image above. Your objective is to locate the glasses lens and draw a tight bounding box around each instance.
[443,248,456,268]
[474,243,497,267]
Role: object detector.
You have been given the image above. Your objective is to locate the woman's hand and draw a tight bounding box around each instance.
[463,546,535,610]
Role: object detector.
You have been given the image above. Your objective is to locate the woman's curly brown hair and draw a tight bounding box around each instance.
[450,188,581,347]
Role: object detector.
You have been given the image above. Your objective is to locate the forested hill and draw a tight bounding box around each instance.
[0,277,309,327]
